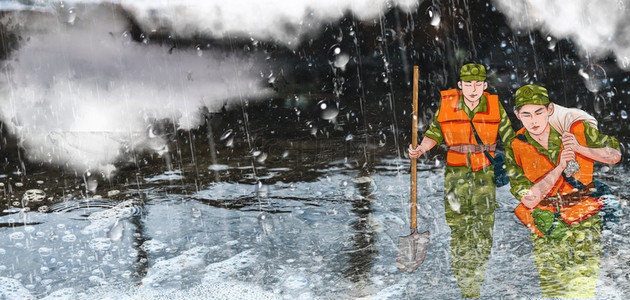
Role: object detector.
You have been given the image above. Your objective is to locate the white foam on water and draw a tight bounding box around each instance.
[49,280,280,300]
[203,249,257,280]
[355,282,407,299]
[41,288,76,300]
[208,164,230,171]
[81,200,139,235]
[142,246,210,287]
[0,277,35,300]
[144,170,185,183]
[88,237,112,251]
[140,239,168,254]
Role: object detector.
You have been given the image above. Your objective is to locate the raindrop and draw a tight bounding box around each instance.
[108,219,123,242]
[622,57,630,69]
[84,175,98,194]
[67,7,76,24]
[427,7,441,27]
[621,110,628,119]
[317,99,339,120]
[121,31,132,46]
[191,207,202,218]
[594,95,604,114]
[378,135,386,147]
[384,28,397,44]
[328,44,350,70]
[500,41,507,48]
[225,137,234,147]
[9,232,24,240]
[579,64,608,93]
[220,129,234,147]
[446,191,460,212]
[256,152,268,163]
[196,44,203,57]
[23,189,46,202]
[457,20,465,29]
[62,234,77,243]
[220,129,233,141]
[345,134,354,141]
[258,212,274,235]
[546,35,556,50]
[38,247,53,257]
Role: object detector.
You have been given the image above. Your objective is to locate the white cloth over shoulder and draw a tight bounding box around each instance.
[549,103,598,134]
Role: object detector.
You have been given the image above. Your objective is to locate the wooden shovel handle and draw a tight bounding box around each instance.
[411,66,419,231]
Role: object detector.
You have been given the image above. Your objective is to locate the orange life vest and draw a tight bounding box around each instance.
[436,89,501,171]
[512,121,603,237]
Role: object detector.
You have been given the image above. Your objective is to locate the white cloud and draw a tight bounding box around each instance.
[0,0,423,174]
[120,0,420,45]
[0,7,269,174]
[494,0,630,69]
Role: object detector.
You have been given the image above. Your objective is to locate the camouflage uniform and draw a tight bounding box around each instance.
[423,64,515,298]
[506,84,620,298]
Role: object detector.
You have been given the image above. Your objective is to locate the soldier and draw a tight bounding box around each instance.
[409,63,515,298]
[507,84,621,298]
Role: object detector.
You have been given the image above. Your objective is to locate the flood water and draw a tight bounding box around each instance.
[1,0,630,299]
[1,127,629,299]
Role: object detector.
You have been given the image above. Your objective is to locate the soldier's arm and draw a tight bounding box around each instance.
[561,121,621,164]
[505,143,534,201]
[497,101,516,147]
[409,107,442,157]
[519,149,575,209]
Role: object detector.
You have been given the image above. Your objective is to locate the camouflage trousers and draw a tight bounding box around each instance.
[531,214,601,298]
[444,165,496,298]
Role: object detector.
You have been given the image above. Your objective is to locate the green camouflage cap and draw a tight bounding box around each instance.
[515,84,550,109]
[459,63,486,81]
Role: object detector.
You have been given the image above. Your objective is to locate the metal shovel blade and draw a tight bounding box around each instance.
[396,230,429,273]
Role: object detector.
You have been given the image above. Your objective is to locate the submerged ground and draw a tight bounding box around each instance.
[0,132,629,299]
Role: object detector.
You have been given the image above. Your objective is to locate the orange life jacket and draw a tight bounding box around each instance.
[512,121,603,237]
[436,89,501,171]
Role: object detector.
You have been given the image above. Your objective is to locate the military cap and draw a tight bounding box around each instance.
[459,63,486,82]
[515,84,550,109]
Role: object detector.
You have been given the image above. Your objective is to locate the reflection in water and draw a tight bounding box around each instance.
[130,204,149,283]
[344,165,378,286]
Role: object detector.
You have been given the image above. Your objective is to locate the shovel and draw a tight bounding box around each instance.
[397,66,430,273]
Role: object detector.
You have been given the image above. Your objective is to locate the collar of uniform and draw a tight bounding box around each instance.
[458,93,488,114]
[523,125,562,158]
